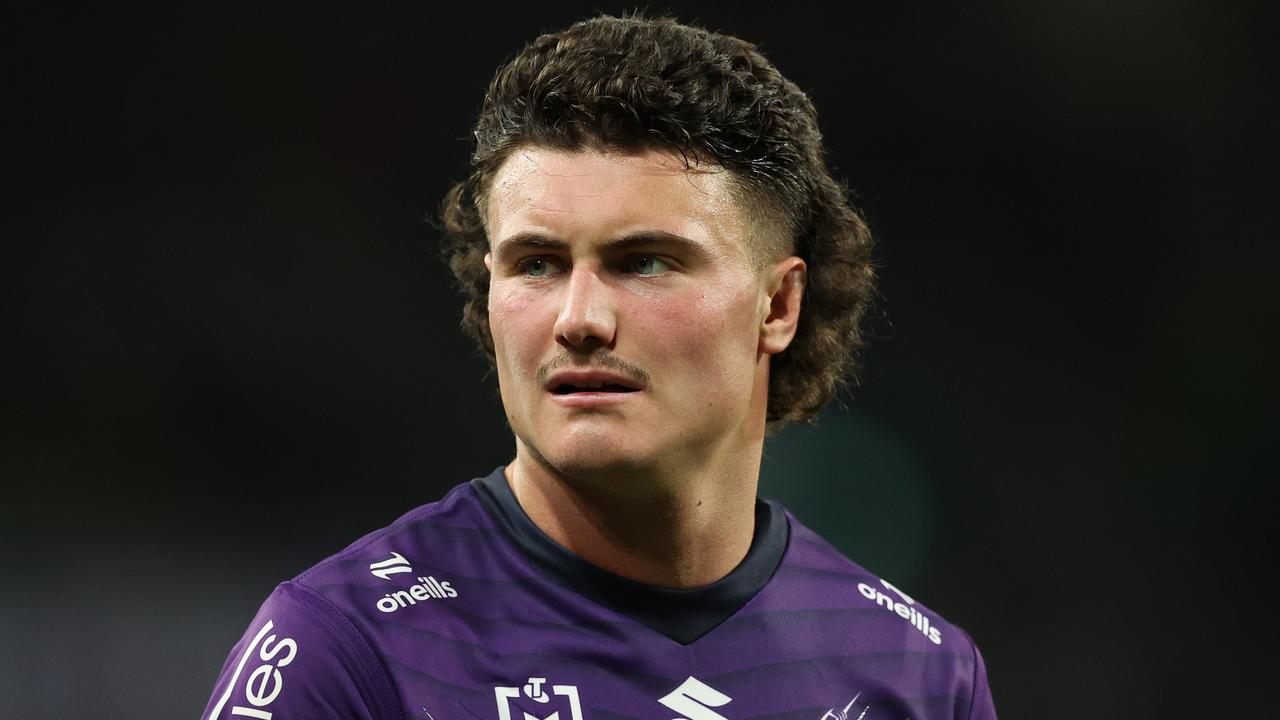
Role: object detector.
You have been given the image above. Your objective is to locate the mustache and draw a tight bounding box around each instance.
[535,354,652,389]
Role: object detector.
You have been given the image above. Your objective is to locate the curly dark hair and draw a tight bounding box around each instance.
[441,13,875,428]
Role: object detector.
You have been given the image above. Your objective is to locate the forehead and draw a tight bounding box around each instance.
[486,147,752,259]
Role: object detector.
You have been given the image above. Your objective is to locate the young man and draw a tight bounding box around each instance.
[203,15,996,720]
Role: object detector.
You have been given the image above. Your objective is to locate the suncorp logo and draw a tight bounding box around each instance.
[658,676,731,720]
[375,575,458,613]
[857,578,942,645]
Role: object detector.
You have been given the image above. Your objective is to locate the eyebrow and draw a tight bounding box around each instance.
[492,230,706,260]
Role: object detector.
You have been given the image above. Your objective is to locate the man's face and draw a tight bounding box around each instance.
[484,147,787,480]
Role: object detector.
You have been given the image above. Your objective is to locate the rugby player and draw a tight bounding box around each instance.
[203,14,997,720]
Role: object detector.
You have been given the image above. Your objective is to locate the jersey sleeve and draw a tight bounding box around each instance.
[201,581,403,720]
[965,639,998,720]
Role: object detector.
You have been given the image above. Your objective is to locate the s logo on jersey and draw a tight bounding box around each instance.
[659,676,732,720]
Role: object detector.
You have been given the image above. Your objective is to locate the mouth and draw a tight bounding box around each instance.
[550,382,641,395]
[544,368,645,397]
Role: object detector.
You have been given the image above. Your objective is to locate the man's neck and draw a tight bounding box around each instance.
[505,447,761,589]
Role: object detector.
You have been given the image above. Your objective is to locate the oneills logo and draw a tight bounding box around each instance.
[375,575,458,613]
[857,578,943,645]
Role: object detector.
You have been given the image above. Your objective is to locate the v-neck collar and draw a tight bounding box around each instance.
[471,466,789,645]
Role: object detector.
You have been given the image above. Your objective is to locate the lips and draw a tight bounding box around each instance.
[550,383,638,395]
[545,370,643,395]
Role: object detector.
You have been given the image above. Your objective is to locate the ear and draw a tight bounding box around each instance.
[759,257,806,355]
[483,252,493,273]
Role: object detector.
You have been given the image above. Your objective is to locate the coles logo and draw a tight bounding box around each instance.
[205,620,299,720]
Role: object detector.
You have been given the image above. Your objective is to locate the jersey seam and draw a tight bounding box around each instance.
[281,581,406,720]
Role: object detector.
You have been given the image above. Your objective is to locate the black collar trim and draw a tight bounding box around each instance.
[471,466,789,645]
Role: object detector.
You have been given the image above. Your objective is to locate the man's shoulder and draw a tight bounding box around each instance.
[775,508,978,654]
[777,510,890,585]
[289,474,498,614]
[203,475,506,720]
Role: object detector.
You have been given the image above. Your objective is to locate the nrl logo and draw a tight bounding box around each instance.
[495,677,583,720]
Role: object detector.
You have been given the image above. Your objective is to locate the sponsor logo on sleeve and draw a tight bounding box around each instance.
[205,620,299,720]
[495,677,584,720]
[658,676,732,720]
[856,578,942,645]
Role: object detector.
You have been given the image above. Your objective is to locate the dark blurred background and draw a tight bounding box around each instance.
[4,1,1276,716]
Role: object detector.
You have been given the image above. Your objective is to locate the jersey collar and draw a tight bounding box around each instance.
[472,465,789,645]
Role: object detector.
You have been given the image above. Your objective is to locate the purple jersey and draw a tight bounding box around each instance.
[203,467,996,720]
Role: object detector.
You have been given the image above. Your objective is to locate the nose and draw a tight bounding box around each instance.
[553,264,616,352]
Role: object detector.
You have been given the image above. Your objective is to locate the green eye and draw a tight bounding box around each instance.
[522,258,552,277]
[631,255,670,276]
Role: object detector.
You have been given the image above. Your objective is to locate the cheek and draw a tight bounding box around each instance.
[489,289,549,376]
[638,283,759,369]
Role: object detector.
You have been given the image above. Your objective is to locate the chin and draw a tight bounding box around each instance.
[523,427,651,481]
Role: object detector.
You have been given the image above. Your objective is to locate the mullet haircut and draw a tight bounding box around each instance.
[441,13,876,428]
